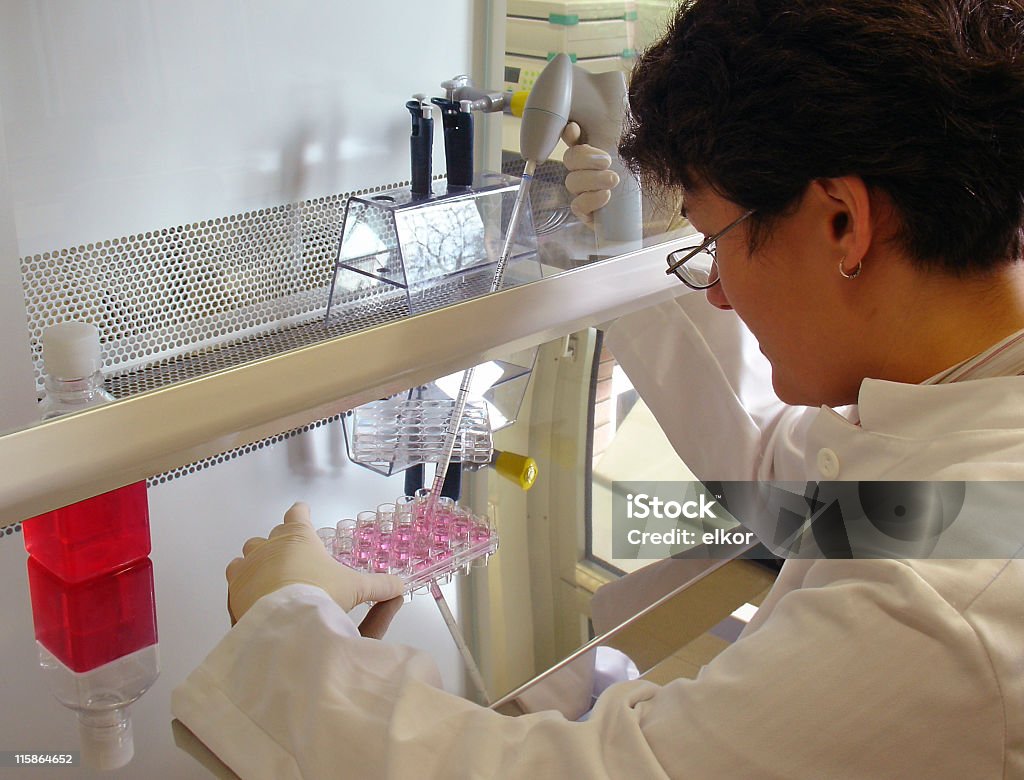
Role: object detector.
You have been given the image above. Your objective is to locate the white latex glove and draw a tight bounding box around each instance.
[561,121,620,225]
[226,502,404,637]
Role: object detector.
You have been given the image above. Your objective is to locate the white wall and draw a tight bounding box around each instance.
[0,98,38,432]
[0,0,476,253]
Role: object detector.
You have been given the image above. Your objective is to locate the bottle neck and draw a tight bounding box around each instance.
[78,707,134,770]
[41,372,115,419]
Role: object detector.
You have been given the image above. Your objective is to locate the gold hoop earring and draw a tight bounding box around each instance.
[839,256,862,279]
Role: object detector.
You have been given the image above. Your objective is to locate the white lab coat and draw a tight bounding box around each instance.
[173,293,1024,779]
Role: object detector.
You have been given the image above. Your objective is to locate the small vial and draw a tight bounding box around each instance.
[412,539,431,561]
[395,495,416,524]
[412,490,432,531]
[376,502,396,532]
[432,525,452,547]
[336,518,356,542]
[354,545,373,568]
[355,510,378,544]
[452,512,471,549]
[390,541,412,576]
[334,531,354,564]
[471,514,492,543]
[371,551,390,574]
[316,527,337,556]
[429,543,449,561]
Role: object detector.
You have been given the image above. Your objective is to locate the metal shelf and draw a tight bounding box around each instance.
[0,240,690,524]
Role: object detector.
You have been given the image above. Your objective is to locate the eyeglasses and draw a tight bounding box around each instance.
[665,209,755,289]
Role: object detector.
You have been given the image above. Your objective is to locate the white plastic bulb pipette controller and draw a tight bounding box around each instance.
[568,68,643,248]
[427,55,573,508]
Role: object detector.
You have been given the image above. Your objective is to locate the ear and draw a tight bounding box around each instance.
[811,176,873,270]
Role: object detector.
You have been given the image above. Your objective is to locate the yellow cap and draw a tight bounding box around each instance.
[509,90,530,118]
[493,450,538,491]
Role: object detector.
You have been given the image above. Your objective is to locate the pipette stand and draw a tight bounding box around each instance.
[325,173,542,323]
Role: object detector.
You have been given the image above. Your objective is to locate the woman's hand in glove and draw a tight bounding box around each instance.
[226,501,404,637]
[561,121,620,224]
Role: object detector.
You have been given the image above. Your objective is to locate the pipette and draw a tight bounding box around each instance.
[431,581,491,704]
[425,54,574,514]
[406,94,434,197]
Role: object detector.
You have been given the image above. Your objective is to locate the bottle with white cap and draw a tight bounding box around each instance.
[25,321,151,582]
[38,321,115,419]
[23,321,158,771]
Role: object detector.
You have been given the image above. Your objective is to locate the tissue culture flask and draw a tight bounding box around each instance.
[23,482,151,583]
[27,556,157,673]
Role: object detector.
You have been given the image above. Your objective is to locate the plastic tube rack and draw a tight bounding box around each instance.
[317,491,498,594]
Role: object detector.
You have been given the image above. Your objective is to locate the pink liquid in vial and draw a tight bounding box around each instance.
[355,526,377,545]
[429,544,449,560]
[412,540,430,559]
[432,528,452,546]
[372,554,390,574]
[391,543,411,566]
[323,494,497,587]
[395,527,415,544]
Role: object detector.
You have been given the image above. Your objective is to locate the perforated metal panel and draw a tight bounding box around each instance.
[20,162,569,395]
[19,185,403,393]
[15,161,570,488]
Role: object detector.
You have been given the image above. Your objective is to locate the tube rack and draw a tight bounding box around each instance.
[349,398,493,467]
[317,492,498,594]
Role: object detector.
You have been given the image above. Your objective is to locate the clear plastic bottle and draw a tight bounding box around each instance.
[39,643,159,769]
[23,322,151,582]
[22,322,158,769]
[27,556,159,770]
[37,321,115,419]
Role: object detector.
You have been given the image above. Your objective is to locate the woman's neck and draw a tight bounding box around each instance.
[865,260,1024,385]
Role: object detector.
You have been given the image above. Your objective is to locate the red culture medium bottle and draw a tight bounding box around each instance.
[21,322,158,770]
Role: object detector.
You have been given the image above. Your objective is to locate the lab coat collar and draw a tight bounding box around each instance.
[855,375,1024,438]
[801,374,1024,481]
